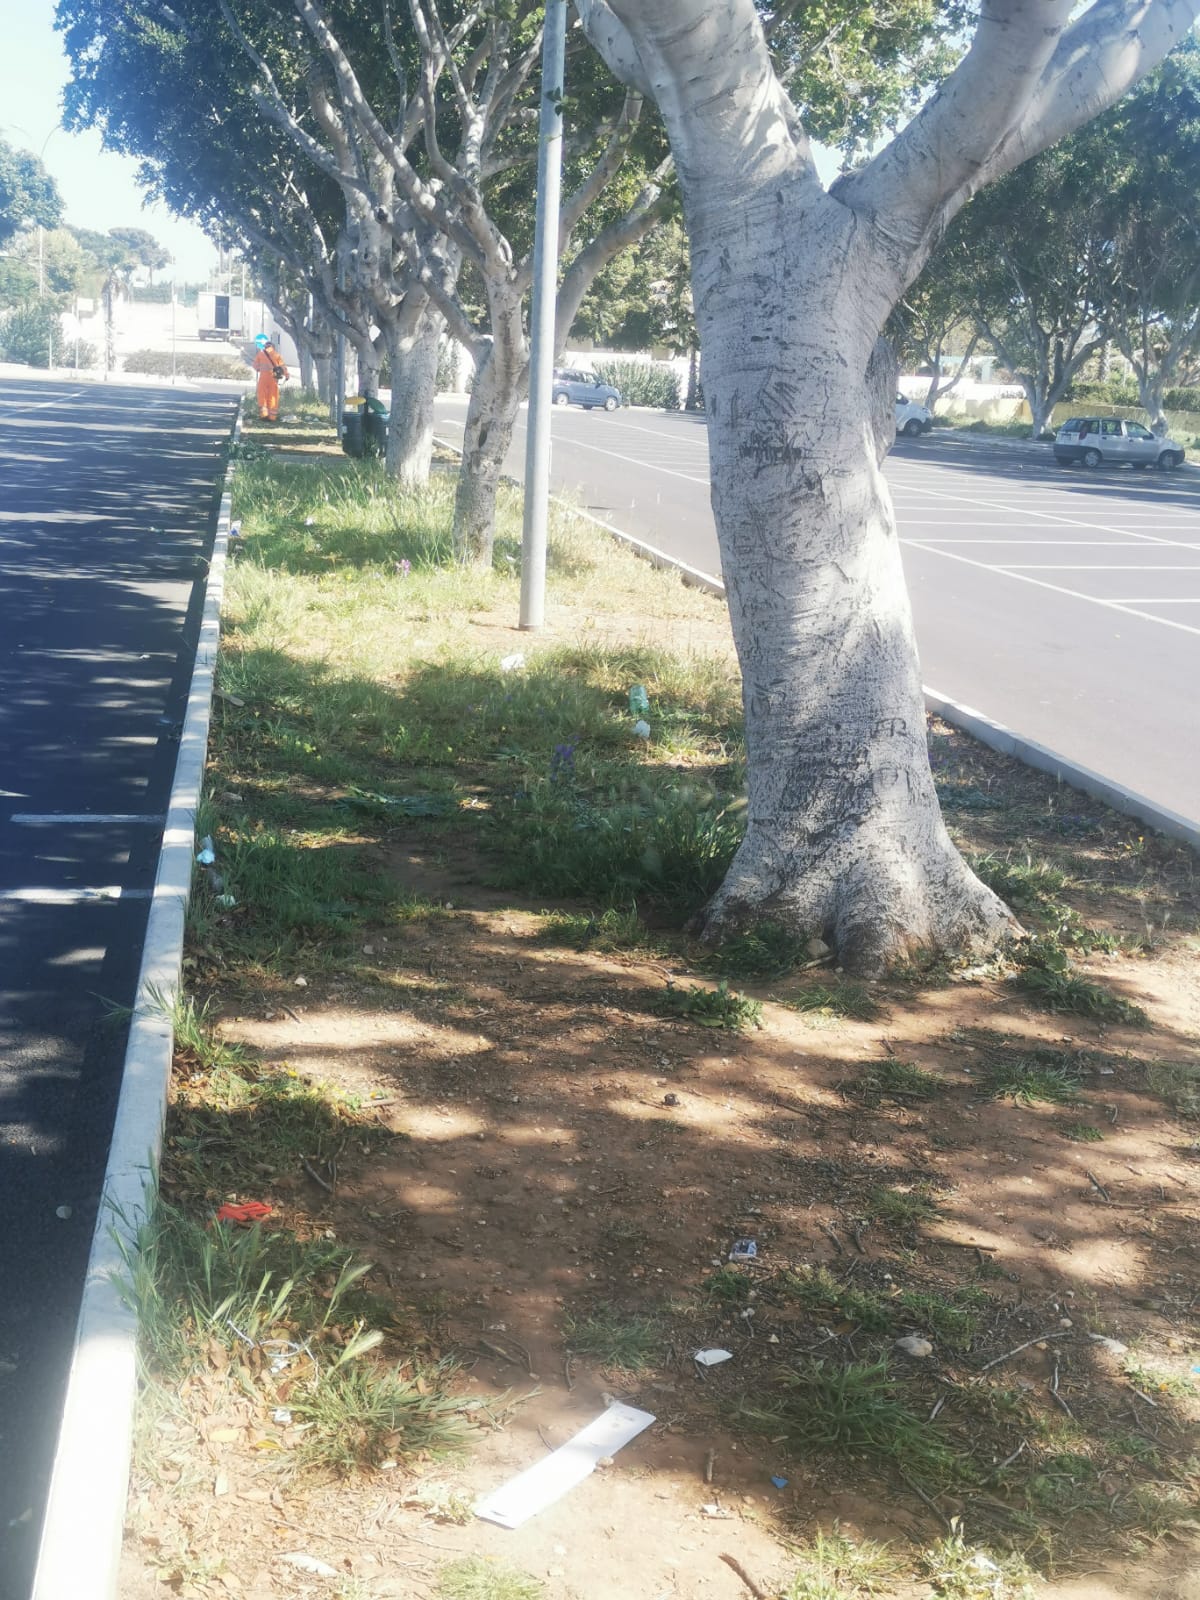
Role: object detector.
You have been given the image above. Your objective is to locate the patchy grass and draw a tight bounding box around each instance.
[778,981,882,1022]
[437,1556,546,1600]
[1147,1059,1200,1119]
[533,903,663,954]
[783,1525,903,1598]
[868,1185,941,1229]
[708,922,814,980]
[859,1057,941,1101]
[563,1306,663,1373]
[742,1360,960,1486]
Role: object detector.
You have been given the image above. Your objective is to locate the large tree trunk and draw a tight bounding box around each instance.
[452,289,527,565]
[383,304,443,488]
[685,189,1013,972]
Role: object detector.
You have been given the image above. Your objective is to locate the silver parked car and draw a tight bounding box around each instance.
[1053,416,1186,470]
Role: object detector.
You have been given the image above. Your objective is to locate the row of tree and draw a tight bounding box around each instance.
[49,0,1200,970]
[895,36,1200,435]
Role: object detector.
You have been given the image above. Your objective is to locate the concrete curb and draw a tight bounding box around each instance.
[31,409,242,1600]
[924,686,1200,852]
[433,431,1199,852]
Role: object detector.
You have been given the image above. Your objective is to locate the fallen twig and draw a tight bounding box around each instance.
[719,1552,770,1599]
[704,1447,715,1484]
[900,1473,954,1530]
[997,1440,1027,1472]
[564,1355,575,1393]
[301,1157,334,1194]
[821,1222,844,1254]
[978,1330,1073,1374]
[1086,1170,1111,1202]
[1049,1362,1074,1418]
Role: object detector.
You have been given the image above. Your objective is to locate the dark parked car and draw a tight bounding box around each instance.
[1054,416,1185,470]
[552,369,622,410]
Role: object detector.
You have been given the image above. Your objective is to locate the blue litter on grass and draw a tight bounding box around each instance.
[771,1476,788,1490]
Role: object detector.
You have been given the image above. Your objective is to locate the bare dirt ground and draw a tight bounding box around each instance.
[121,795,1200,1597]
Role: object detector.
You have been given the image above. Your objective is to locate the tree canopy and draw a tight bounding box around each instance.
[0,136,63,247]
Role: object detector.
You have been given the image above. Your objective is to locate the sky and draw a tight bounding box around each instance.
[0,2,220,281]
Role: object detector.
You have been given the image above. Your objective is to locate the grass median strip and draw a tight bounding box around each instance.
[123,398,1200,1598]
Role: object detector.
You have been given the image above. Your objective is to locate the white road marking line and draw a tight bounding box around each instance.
[9,814,165,826]
[0,387,87,415]
[1107,599,1200,605]
[538,432,711,488]
[897,539,1187,546]
[903,539,1200,638]
[0,886,151,903]
[996,564,1200,571]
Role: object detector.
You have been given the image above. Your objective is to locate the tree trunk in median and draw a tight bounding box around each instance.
[452,290,527,565]
[689,189,1012,970]
[384,304,443,488]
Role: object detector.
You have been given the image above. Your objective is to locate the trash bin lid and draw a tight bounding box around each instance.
[365,396,389,415]
[345,395,367,408]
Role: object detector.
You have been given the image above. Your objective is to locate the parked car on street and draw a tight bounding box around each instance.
[552,369,622,410]
[895,395,933,436]
[1053,416,1186,470]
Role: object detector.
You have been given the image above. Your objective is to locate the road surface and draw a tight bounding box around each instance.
[434,397,1200,826]
[0,375,237,1596]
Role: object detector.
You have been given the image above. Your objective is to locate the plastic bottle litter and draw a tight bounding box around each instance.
[728,1239,757,1263]
[632,719,651,740]
[628,685,650,715]
[228,522,242,539]
[195,836,216,866]
[500,652,526,673]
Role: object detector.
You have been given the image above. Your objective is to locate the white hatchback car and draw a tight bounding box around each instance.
[895,395,933,437]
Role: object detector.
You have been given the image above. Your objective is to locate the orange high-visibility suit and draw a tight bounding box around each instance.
[253,342,288,420]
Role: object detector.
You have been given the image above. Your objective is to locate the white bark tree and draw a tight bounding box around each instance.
[577,0,1200,972]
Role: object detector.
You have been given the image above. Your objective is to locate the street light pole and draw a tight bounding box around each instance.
[518,0,567,632]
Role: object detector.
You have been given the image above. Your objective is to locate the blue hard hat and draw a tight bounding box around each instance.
[255,334,268,347]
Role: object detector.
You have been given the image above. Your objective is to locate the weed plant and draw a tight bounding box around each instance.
[657,977,763,1030]
[868,1185,941,1229]
[534,904,661,954]
[293,1360,469,1473]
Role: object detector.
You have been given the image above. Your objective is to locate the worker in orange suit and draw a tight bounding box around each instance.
[252,332,288,421]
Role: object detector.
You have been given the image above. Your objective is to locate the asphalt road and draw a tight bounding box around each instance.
[434,397,1200,826]
[0,375,236,1595]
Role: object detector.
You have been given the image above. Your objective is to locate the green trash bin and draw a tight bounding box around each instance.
[341,407,365,458]
[364,396,389,457]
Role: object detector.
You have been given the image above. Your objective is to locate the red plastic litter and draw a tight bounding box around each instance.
[214,1201,273,1226]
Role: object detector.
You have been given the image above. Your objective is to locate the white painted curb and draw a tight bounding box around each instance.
[31,408,243,1600]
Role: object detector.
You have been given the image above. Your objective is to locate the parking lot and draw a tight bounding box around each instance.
[433,397,1200,825]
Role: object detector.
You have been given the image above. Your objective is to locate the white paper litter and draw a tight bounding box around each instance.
[694,1348,733,1367]
[475,1402,655,1529]
[279,1553,338,1578]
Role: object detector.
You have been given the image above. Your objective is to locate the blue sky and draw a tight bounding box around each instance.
[1,3,219,280]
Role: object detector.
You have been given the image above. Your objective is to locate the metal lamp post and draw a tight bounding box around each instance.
[518,0,567,631]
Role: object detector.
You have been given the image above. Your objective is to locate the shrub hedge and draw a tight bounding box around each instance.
[593,358,681,410]
[123,348,248,380]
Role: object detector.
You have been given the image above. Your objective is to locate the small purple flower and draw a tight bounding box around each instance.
[394,558,411,577]
[550,739,578,783]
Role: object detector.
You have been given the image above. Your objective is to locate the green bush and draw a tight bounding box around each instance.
[123,348,248,380]
[1162,387,1200,414]
[593,358,680,410]
[0,301,63,367]
[1068,379,1140,407]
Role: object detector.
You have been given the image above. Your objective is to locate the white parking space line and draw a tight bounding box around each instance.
[9,814,164,826]
[543,432,711,487]
[0,886,151,904]
[891,478,1200,554]
[903,539,1200,638]
[0,387,87,415]
[998,564,1200,570]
